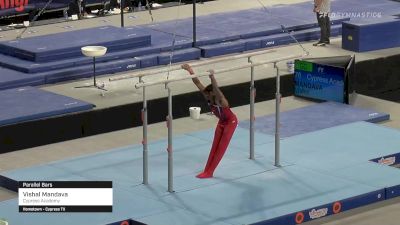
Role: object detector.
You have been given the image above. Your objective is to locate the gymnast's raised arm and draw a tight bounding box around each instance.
[208,69,229,107]
[181,64,207,99]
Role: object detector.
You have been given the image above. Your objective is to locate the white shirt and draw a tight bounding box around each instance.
[319,0,331,13]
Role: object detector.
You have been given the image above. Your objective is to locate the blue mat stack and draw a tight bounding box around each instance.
[342,17,400,52]
[0,25,200,89]
[334,0,400,52]
[0,86,94,126]
[0,0,398,90]
[0,26,152,62]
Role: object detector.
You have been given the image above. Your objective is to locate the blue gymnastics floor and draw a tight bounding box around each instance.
[1,118,400,225]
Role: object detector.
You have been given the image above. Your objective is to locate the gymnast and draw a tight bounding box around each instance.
[182,64,238,179]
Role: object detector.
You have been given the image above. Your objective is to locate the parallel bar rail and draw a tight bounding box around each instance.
[109,49,277,82]
[135,54,303,88]
[135,53,304,192]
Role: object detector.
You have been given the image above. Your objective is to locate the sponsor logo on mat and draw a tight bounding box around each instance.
[309,208,328,219]
[127,64,137,69]
[378,156,396,166]
[265,41,275,46]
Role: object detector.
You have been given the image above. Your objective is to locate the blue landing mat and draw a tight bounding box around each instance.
[200,41,245,58]
[41,48,199,83]
[0,187,177,225]
[0,127,273,190]
[144,22,241,46]
[239,101,389,138]
[0,26,151,62]
[259,122,400,171]
[201,24,342,57]
[2,122,400,225]
[158,48,201,65]
[42,57,142,84]
[0,67,45,90]
[131,26,194,51]
[0,46,157,74]
[0,86,94,126]
[0,27,193,74]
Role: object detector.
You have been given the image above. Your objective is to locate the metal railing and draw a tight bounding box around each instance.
[109,49,278,82]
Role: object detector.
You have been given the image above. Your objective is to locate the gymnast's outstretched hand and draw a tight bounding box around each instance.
[181,64,194,75]
[208,69,215,79]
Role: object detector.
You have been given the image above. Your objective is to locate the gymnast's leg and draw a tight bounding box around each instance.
[198,120,237,178]
[196,123,224,178]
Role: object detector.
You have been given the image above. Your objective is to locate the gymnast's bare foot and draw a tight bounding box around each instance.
[196,171,213,179]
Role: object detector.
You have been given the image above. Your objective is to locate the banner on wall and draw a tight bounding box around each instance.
[0,0,103,17]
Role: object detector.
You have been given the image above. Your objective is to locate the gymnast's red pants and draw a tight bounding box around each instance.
[198,118,238,178]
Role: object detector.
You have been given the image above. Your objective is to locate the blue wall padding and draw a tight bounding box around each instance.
[342,17,400,52]
[200,41,245,58]
[158,48,201,65]
[0,26,151,62]
[0,86,94,126]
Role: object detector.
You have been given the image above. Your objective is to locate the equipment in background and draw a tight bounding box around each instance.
[294,55,355,104]
[342,17,400,52]
[75,46,108,91]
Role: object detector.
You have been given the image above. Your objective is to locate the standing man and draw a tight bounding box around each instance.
[313,0,331,46]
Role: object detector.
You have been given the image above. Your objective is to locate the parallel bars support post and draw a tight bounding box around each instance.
[120,0,124,27]
[274,62,281,167]
[166,85,174,193]
[93,57,96,86]
[141,76,149,185]
[248,57,255,160]
[192,0,197,47]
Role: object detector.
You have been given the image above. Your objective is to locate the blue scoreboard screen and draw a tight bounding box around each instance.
[294,60,346,103]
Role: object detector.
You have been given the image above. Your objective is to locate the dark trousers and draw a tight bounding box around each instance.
[132,0,146,7]
[316,12,331,42]
[109,0,133,9]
